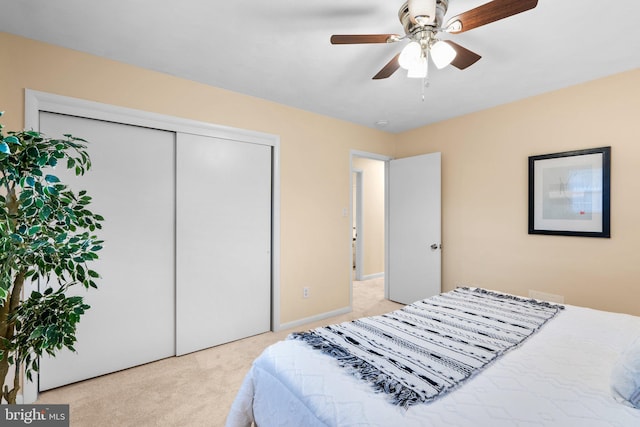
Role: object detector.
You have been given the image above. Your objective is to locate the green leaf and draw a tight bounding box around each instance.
[21,196,34,208]
[29,326,44,340]
[34,182,44,195]
[45,174,60,183]
[40,206,52,220]
[3,135,20,145]
[0,142,9,154]
[27,146,41,158]
[28,225,42,235]
[67,296,83,305]
[44,186,59,196]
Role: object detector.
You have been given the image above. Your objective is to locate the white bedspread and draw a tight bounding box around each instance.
[226,304,640,426]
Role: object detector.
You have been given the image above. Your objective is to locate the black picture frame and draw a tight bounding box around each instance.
[528,147,611,238]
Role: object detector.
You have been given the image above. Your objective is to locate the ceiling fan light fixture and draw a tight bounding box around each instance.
[398,41,422,70]
[430,40,457,69]
[407,56,428,78]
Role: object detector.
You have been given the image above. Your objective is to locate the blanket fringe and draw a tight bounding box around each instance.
[459,287,565,310]
[290,331,426,408]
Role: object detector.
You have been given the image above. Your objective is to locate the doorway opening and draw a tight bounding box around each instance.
[352,168,362,280]
[350,150,391,307]
[350,149,442,309]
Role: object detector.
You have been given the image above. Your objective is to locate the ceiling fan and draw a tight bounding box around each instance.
[330,0,538,79]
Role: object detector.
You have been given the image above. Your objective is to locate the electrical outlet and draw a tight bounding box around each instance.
[303,287,310,298]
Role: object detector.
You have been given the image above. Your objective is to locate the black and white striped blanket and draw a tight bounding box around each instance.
[290,287,564,408]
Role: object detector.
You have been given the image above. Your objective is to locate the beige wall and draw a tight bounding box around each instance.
[395,69,640,316]
[0,32,396,325]
[3,32,638,323]
[352,157,385,277]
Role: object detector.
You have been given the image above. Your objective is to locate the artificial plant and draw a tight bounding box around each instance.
[0,111,104,403]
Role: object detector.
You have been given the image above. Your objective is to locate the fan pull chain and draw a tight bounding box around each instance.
[421,78,430,101]
[421,49,430,101]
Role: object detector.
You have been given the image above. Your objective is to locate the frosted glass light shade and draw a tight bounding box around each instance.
[407,57,428,78]
[398,41,422,70]
[430,40,457,69]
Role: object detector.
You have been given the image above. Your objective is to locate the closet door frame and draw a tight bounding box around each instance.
[22,89,281,403]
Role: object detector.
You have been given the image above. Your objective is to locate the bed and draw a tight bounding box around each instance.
[226,287,640,426]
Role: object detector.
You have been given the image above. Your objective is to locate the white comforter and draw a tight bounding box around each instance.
[226,305,640,426]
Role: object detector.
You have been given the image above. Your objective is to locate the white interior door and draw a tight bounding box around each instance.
[38,112,176,390]
[176,133,272,355]
[387,152,441,304]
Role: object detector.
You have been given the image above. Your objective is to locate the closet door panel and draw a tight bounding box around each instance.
[38,112,175,390]
[176,133,271,355]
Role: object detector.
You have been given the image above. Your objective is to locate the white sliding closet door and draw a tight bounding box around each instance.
[176,133,271,355]
[38,112,175,390]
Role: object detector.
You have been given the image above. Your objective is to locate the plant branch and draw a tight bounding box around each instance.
[2,359,20,404]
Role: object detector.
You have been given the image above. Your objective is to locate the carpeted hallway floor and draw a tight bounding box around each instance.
[35,278,402,426]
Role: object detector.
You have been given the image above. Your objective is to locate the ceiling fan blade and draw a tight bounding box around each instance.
[330,34,400,44]
[445,0,538,34]
[441,41,482,69]
[372,53,401,80]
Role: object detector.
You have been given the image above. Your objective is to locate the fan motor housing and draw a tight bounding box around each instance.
[399,0,448,36]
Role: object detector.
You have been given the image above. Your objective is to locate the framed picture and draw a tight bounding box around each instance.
[528,147,611,238]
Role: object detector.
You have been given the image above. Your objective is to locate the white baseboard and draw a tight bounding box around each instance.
[276,306,351,332]
[360,272,384,281]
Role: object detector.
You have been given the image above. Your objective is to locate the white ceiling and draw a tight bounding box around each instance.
[1,0,639,133]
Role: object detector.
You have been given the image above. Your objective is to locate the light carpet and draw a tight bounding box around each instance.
[35,278,401,426]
